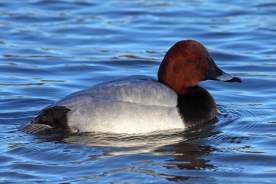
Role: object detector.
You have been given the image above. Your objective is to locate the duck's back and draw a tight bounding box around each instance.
[54,75,178,108]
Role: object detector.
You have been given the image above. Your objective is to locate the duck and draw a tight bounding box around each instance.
[20,40,241,134]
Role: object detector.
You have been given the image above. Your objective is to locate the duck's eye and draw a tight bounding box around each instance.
[191,55,197,60]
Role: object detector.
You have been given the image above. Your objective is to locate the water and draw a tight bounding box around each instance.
[1,0,276,183]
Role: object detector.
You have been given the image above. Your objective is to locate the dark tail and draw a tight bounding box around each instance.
[20,106,71,134]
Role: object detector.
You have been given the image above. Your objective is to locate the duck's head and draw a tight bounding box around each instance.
[158,40,241,94]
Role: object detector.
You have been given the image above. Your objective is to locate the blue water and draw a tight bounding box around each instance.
[1,0,276,183]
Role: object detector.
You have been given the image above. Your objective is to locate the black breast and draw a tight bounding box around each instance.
[176,86,217,127]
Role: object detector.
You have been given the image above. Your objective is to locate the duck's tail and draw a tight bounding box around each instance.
[19,122,52,134]
[19,106,71,134]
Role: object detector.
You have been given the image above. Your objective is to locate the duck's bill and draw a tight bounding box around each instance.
[206,57,242,83]
[215,71,242,82]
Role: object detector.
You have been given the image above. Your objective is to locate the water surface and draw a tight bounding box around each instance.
[1,0,276,183]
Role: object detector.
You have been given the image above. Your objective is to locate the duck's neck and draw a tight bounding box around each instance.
[158,80,201,95]
[175,86,202,95]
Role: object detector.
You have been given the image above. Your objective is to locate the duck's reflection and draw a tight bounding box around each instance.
[39,119,219,182]
[152,120,219,181]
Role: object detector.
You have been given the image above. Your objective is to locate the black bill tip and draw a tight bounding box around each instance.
[225,76,242,83]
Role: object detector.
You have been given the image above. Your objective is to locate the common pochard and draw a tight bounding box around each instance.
[20,40,241,134]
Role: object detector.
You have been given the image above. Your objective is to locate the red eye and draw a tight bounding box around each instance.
[191,55,197,60]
